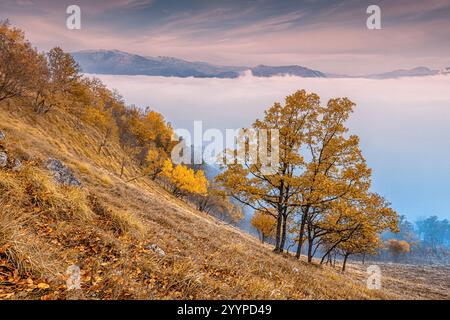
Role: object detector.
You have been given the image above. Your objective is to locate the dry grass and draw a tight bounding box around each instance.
[99,174,113,186]
[88,194,144,239]
[0,103,419,300]
[346,261,450,300]
[0,175,61,280]
[8,166,93,222]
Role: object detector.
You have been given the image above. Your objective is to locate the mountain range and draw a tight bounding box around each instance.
[71,50,448,79]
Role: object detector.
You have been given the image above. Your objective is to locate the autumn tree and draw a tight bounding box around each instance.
[0,21,44,103]
[112,106,142,178]
[121,108,174,181]
[290,95,377,261]
[386,239,410,261]
[30,54,57,114]
[216,89,397,257]
[162,159,208,198]
[337,233,379,271]
[128,109,173,164]
[191,182,243,224]
[318,193,397,267]
[251,210,277,243]
[333,194,397,271]
[193,182,223,212]
[82,105,118,155]
[217,90,321,253]
[143,148,169,180]
[47,47,81,96]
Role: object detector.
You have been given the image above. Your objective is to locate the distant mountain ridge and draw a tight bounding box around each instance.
[251,64,325,77]
[71,50,448,79]
[71,50,325,78]
[71,50,245,78]
[365,66,439,79]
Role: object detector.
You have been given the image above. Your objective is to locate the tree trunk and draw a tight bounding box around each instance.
[274,213,283,253]
[327,254,332,266]
[257,231,264,244]
[342,254,350,272]
[307,238,314,263]
[98,129,111,155]
[279,214,288,253]
[307,224,313,263]
[362,253,366,265]
[295,214,307,259]
[320,226,359,264]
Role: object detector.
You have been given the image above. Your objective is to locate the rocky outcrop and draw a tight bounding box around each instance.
[46,158,81,187]
[12,158,22,172]
[144,244,166,257]
[0,130,9,167]
[0,151,7,167]
[0,131,23,171]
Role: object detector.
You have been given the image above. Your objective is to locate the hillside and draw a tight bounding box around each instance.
[0,103,392,300]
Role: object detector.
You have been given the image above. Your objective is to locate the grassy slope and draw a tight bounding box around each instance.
[348,262,450,300]
[0,103,391,300]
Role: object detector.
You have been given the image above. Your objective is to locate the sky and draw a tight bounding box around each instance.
[1,0,450,74]
[93,73,450,222]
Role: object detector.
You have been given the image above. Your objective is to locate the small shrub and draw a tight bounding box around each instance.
[78,162,90,174]
[100,174,113,186]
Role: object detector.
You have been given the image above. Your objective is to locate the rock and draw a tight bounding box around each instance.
[46,158,81,187]
[0,151,7,167]
[65,265,81,290]
[12,158,22,172]
[144,244,166,257]
[0,130,5,141]
[292,267,300,273]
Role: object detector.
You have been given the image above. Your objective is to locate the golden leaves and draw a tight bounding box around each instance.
[37,282,50,290]
[251,210,277,241]
[162,159,208,197]
[217,89,398,257]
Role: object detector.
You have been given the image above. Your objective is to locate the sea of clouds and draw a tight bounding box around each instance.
[92,73,450,220]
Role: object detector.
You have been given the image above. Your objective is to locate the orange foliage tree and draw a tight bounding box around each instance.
[217,90,398,261]
[0,21,47,103]
[161,159,208,198]
[386,239,410,261]
[251,210,277,244]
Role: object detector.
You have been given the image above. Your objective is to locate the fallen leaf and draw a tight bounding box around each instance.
[37,283,50,289]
